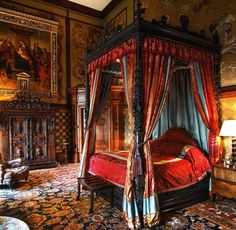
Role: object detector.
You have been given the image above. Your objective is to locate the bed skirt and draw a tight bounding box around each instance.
[97,173,210,213]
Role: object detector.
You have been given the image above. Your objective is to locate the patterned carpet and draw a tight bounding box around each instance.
[0,163,235,229]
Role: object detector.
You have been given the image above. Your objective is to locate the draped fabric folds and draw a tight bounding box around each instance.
[153,69,209,153]
[121,54,141,229]
[142,48,175,227]
[190,62,221,164]
[79,69,101,177]
[78,69,113,177]
[120,38,176,229]
[144,36,221,164]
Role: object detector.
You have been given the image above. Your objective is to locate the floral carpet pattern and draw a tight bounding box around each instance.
[0,163,235,229]
[0,164,126,229]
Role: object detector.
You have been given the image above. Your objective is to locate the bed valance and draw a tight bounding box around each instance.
[87,36,214,74]
[88,38,136,73]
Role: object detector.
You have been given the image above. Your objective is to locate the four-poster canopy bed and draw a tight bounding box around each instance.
[78,1,221,229]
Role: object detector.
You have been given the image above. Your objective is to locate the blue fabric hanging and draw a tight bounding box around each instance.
[153,68,209,153]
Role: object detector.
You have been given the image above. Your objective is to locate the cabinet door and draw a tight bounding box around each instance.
[31,116,48,162]
[9,115,29,161]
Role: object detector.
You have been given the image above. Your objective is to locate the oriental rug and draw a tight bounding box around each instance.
[0,163,235,229]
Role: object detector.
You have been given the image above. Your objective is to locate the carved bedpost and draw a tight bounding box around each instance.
[133,0,145,227]
[85,68,90,132]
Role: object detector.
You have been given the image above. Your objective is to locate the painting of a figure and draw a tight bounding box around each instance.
[0,22,51,93]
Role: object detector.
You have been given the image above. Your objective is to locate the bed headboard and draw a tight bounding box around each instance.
[158,128,197,146]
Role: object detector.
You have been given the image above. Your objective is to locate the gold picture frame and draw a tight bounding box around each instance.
[0,6,59,98]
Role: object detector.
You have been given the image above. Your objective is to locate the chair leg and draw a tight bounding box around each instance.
[89,191,94,213]
[111,186,114,207]
[77,180,81,200]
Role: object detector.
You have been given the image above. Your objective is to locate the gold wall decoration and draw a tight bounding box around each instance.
[108,8,127,30]
[0,6,59,100]
[142,0,236,87]
[70,21,101,88]
[220,97,236,121]
[220,96,236,157]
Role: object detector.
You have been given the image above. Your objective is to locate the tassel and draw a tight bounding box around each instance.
[133,146,143,177]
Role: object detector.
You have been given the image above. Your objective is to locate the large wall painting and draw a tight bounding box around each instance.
[0,7,59,100]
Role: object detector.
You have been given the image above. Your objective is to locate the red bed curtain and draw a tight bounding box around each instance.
[190,61,221,164]
[141,37,176,227]
[142,36,221,165]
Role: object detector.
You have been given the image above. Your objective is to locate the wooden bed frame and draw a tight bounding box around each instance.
[84,1,220,217]
[99,174,210,213]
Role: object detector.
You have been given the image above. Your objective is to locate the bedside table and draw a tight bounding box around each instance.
[211,163,236,201]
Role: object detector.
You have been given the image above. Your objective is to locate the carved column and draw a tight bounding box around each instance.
[133,30,145,228]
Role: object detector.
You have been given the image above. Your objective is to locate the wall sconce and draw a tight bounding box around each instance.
[220,120,236,166]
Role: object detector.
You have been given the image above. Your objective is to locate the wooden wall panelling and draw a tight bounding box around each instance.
[96,105,112,152]
[94,85,128,153]
[112,99,120,151]
[111,85,126,151]
[69,86,86,162]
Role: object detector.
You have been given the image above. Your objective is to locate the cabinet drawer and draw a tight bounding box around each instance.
[212,180,236,199]
[213,166,236,183]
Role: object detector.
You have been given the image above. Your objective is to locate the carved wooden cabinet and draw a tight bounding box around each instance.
[0,99,57,169]
[211,163,236,200]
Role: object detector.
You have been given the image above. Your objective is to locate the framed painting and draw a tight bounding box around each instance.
[0,6,59,99]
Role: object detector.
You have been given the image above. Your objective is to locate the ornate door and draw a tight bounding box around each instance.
[9,115,29,161]
[31,116,48,162]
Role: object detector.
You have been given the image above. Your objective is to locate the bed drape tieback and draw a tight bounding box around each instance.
[133,137,151,177]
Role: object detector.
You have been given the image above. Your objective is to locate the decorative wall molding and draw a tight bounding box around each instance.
[0,6,58,32]
[0,99,52,111]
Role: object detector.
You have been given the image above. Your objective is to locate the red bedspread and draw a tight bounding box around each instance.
[88,144,211,193]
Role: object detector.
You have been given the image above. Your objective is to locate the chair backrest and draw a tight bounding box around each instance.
[6,158,22,168]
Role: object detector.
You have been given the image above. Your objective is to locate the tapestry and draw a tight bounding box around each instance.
[70,21,101,88]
